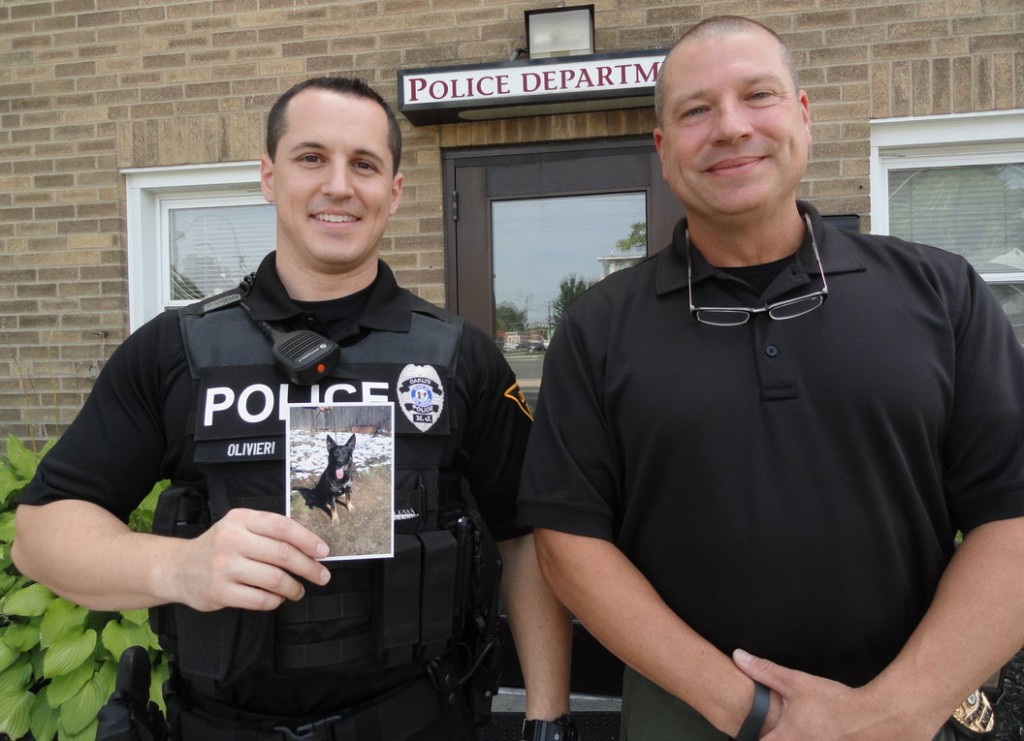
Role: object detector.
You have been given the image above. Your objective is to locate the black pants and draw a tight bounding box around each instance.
[411,700,476,740]
[172,683,477,740]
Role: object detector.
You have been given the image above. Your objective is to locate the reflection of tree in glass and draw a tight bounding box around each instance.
[888,165,1024,263]
[495,301,528,333]
[615,221,647,254]
[552,274,591,326]
[170,266,203,301]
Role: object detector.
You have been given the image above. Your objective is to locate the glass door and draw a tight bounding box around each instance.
[444,138,683,411]
[492,192,647,409]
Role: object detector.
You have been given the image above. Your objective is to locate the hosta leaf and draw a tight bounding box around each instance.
[43,628,96,677]
[96,659,117,713]
[100,620,130,660]
[58,717,98,741]
[30,686,59,741]
[0,571,18,594]
[0,686,33,739]
[152,658,169,709]
[141,618,161,650]
[0,639,19,672]
[46,657,94,707]
[0,510,15,541]
[104,620,153,661]
[0,656,32,690]
[40,599,89,647]
[0,465,19,491]
[56,669,106,735]
[40,597,89,646]
[120,608,150,626]
[2,582,55,617]
[3,621,41,652]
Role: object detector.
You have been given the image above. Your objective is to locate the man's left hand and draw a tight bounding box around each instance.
[733,649,935,740]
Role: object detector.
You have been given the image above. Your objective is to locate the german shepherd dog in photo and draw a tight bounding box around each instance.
[307,433,356,523]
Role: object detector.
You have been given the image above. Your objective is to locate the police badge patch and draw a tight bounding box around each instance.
[397,364,445,432]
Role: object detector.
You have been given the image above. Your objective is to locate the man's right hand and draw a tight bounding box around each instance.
[159,508,331,612]
[13,500,330,614]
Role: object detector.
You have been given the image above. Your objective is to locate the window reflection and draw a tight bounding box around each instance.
[492,192,647,408]
[168,203,275,303]
[888,163,1024,343]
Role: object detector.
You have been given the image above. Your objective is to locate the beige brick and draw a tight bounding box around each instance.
[931,56,952,113]
[970,34,1024,54]
[2,0,1023,436]
[891,60,912,116]
[891,20,953,40]
[935,37,970,56]
[974,55,994,110]
[1016,51,1024,108]
[951,56,973,111]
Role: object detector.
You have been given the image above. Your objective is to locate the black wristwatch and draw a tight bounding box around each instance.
[521,714,578,741]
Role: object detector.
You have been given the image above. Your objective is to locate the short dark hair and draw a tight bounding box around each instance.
[655,16,799,126]
[265,76,403,174]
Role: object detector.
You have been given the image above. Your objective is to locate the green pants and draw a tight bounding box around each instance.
[620,667,728,741]
[621,666,966,741]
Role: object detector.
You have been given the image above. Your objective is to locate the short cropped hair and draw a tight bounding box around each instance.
[655,16,800,126]
[265,77,403,175]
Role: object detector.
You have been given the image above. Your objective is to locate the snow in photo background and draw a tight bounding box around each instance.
[289,427,393,483]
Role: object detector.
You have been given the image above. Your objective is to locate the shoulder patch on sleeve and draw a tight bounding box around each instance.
[503,382,533,422]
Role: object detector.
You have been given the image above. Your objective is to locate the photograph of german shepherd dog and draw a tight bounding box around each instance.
[287,403,395,560]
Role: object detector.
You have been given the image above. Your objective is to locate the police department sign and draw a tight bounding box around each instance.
[398,49,665,125]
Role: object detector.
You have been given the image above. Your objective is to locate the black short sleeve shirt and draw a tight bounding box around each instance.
[518,202,1024,685]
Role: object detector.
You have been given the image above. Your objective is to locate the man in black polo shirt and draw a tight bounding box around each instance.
[14,77,573,740]
[518,15,1024,741]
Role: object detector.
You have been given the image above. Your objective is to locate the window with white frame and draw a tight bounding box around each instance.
[123,162,275,331]
[870,109,1024,344]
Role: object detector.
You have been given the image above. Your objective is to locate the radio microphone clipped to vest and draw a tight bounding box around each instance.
[235,273,341,386]
[258,320,340,386]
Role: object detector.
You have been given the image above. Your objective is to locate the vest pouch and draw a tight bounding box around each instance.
[175,605,274,689]
[418,529,458,652]
[377,530,457,666]
[151,484,210,539]
[377,534,421,666]
[272,560,378,675]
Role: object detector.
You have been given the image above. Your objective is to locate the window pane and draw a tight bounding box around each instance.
[888,163,1024,344]
[492,192,647,408]
[888,163,1024,271]
[169,203,275,301]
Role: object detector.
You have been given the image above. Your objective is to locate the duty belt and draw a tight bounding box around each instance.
[174,674,450,741]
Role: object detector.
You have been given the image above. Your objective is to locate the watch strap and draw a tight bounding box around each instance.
[521,714,578,741]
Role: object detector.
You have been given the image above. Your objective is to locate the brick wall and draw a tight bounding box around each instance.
[1,0,1021,445]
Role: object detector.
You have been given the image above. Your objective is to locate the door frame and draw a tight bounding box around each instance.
[441,136,683,334]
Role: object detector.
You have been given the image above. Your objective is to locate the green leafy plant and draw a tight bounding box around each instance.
[0,435,168,740]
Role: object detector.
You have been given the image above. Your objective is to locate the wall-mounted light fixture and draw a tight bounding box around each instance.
[525,5,595,59]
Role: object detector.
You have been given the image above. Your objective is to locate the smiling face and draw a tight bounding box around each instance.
[260,88,403,299]
[653,27,811,237]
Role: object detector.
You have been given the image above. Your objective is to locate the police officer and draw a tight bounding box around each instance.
[13,77,573,740]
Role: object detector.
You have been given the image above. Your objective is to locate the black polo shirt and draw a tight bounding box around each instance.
[518,202,1024,686]
[23,253,532,540]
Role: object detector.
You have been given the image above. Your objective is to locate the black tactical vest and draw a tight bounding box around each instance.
[151,291,487,698]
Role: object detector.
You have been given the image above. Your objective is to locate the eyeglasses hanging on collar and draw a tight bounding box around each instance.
[687,213,828,327]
